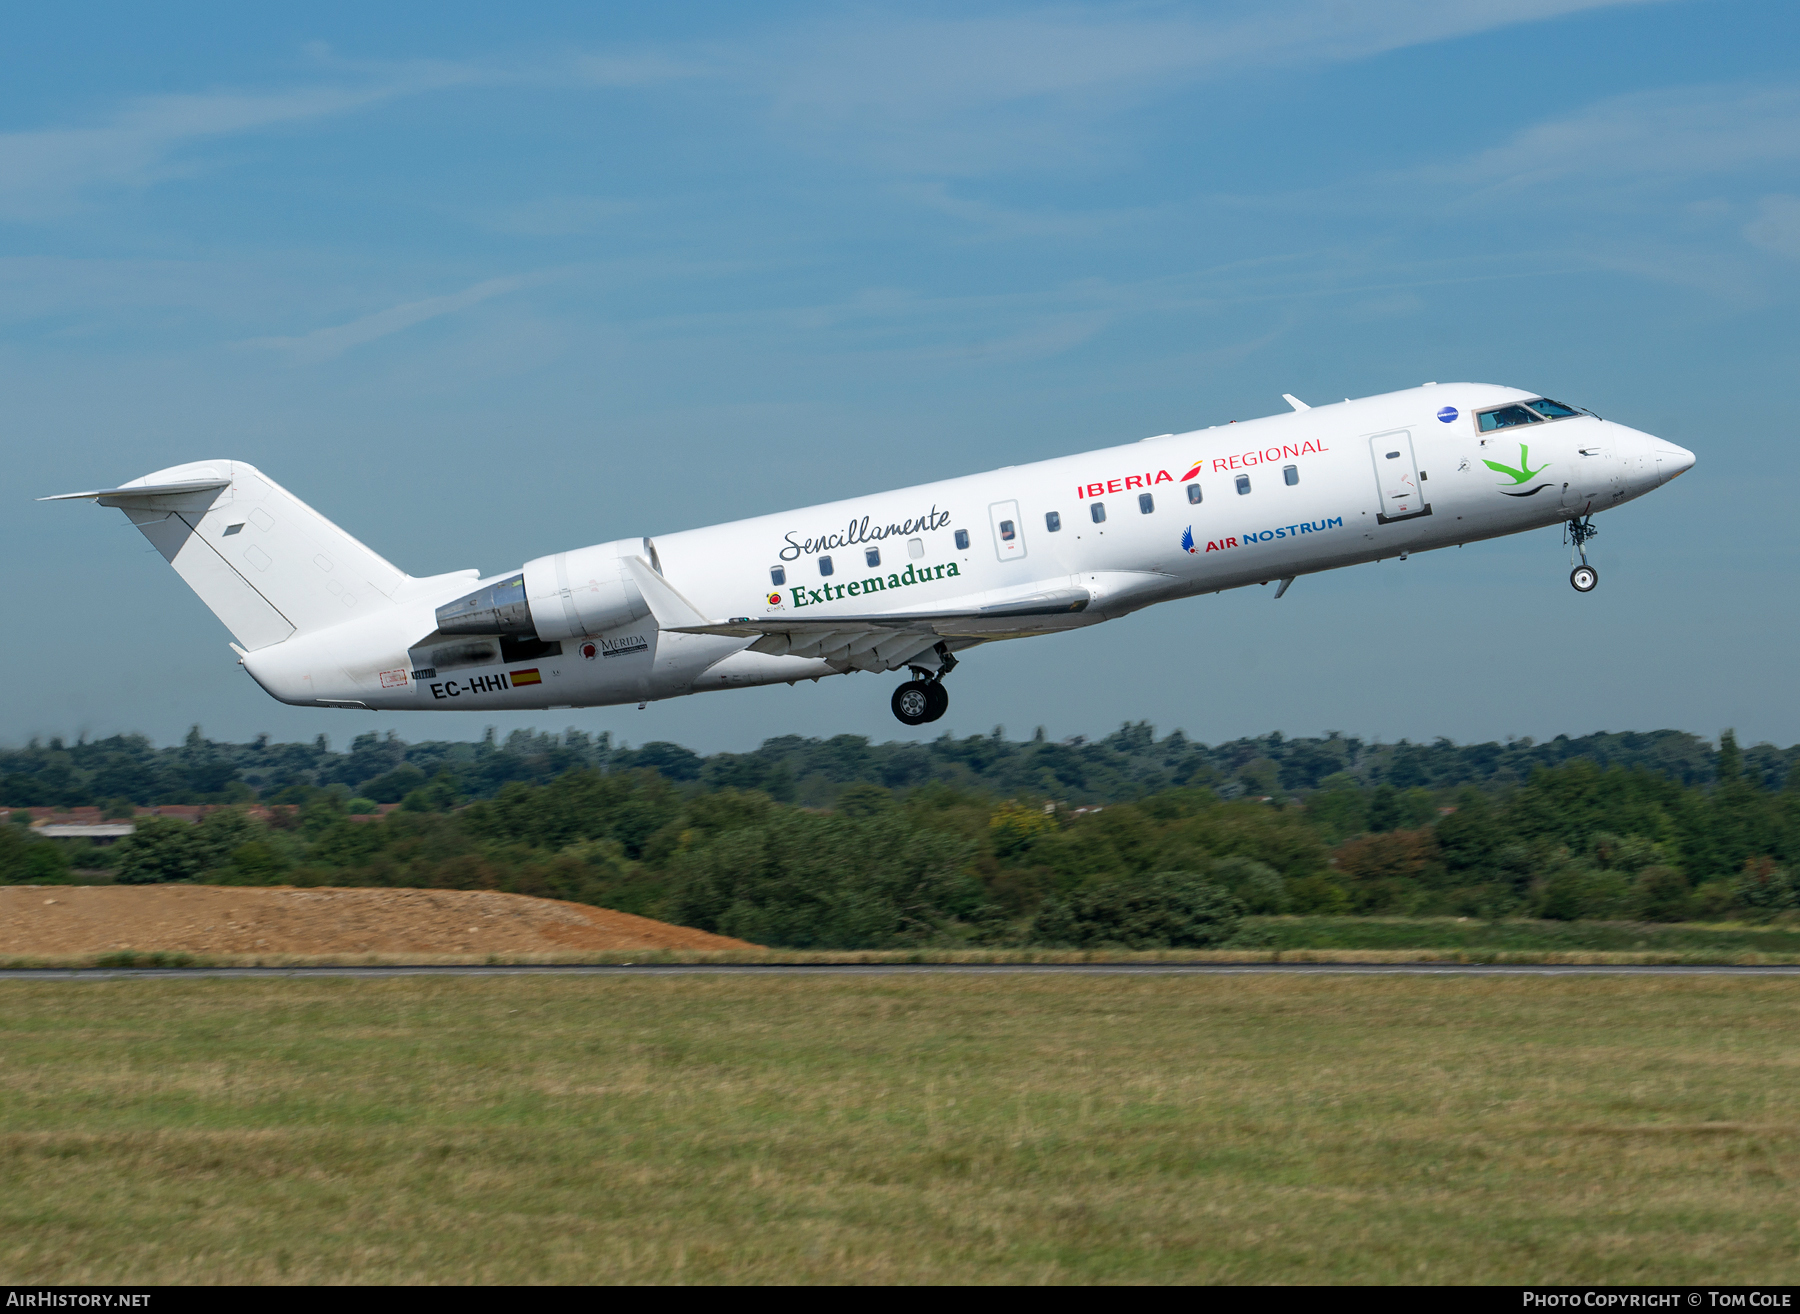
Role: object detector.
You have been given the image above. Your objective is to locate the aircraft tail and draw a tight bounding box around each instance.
[45,460,409,651]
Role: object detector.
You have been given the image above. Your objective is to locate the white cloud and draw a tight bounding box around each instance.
[242,275,537,363]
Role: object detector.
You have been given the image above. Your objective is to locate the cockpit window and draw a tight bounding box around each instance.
[1526,397,1584,420]
[1477,404,1543,432]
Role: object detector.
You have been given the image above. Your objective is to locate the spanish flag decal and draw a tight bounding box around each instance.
[509,668,542,687]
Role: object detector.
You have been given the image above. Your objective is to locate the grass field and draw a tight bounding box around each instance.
[1248,916,1800,955]
[5,974,1800,1283]
[14,913,1800,969]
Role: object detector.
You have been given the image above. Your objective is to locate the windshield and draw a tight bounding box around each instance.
[1526,398,1585,420]
[1477,404,1543,432]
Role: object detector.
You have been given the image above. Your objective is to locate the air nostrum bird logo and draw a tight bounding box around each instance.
[1484,443,1553,497]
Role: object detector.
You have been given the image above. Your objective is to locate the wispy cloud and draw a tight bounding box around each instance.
[758,0,1668,172]
[0,63,483,221]
[243,275,539,363]
[1454,84,1800,194]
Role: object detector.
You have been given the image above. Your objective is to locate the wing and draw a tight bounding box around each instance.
[621,557,1091,674]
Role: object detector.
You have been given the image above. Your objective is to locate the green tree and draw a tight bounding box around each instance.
[113,818,210,884]
[0,826,70,883]
[667,813,975,948]
[1029,873,1243,949]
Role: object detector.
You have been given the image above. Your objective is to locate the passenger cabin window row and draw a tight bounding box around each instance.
[1049,463,1302,535]
[778,459,1322,588]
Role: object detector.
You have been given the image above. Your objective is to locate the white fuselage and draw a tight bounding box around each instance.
[236,382,1693,712]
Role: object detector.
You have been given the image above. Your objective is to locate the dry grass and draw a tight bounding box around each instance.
[11,946,1800,969]
[4,974,1800,1283]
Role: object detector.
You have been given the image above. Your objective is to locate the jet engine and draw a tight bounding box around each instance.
[433,538,654,642]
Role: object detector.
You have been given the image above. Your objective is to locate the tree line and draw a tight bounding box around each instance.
[5,726,1798,946]
[3,722,1794,812]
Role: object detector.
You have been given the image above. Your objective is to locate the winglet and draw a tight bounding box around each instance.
[1282,394,1310,412]
[621,556,711,631]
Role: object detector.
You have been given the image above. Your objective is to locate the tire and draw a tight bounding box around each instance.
[891,680,933,725]
[1570,564,1598,593]
[923,681,949,723]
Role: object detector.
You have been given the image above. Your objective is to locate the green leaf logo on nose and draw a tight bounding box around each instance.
[1483,443,1548,485]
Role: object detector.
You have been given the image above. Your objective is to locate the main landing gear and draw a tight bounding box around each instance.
[1566,515,1599,593]
[891,646,955,725]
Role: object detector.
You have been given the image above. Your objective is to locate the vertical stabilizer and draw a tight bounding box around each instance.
[45,460,409,650]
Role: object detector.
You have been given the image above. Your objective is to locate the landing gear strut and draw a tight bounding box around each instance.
[891,645,954,725]
[1566,515,1599,593]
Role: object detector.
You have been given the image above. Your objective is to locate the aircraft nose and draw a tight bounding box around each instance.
[1654,441,1696,485]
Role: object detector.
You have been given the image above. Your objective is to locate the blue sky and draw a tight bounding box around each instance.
[6,1,1798,754]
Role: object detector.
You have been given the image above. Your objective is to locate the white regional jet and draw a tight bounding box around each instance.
[49,384,1693,726]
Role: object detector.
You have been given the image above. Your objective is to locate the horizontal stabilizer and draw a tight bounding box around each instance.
[40,478,232,504]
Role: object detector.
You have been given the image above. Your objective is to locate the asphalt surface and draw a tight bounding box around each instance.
[4,963,1800,980]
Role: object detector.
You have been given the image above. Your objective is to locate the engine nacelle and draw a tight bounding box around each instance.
[520,538,653,641]
[434,573,533,635]
[433,538,655,642]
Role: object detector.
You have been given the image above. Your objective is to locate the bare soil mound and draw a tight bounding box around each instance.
[1,885,755,956]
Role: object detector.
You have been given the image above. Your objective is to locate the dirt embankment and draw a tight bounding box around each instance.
[1,885,754,956]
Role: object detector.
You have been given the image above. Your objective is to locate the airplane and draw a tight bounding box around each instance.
[47,383,1694,726]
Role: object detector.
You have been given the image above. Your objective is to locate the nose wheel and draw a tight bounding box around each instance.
[1565,515,1599,592]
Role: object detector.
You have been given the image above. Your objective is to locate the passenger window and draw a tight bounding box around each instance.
[1091,502,1106,524]
[954,529,970,550]
[1187,484,1201,505]
[1527,397,1582,419]
[1478,404,1543,432]
[907,538,923,559]
[998,521,1015,542]
[819,556,834,576]
[1283,465,1298,486]
[865,548,880,568]
[1138,493,1154,514]
[770,566,785,586]
[1045,511,1061,532]
[1235,475,1250,495]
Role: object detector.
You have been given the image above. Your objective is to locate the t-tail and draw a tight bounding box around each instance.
[43,461,411,650]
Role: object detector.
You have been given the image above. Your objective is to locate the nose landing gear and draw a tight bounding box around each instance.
[1566,515,1599,592]
[891,645,954,725]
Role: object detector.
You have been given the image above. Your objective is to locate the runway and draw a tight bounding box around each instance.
[4,962,1799,980]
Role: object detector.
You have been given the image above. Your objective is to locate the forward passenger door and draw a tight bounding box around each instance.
[1369,430,1429,522]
